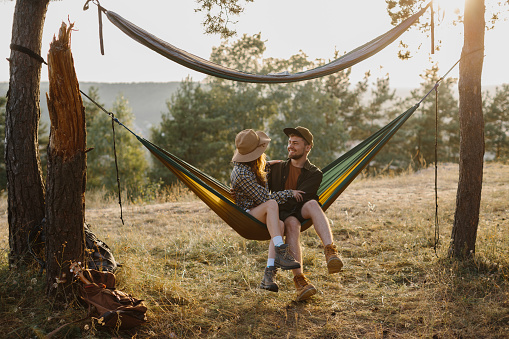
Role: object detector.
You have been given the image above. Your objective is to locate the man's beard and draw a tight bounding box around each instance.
[288,151,303,160]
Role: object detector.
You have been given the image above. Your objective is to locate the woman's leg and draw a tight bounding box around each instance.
[266,221,284,265]
[249,200,300,270]
[248,200,283,239]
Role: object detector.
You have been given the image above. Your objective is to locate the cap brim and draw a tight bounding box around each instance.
[284,127,306,139]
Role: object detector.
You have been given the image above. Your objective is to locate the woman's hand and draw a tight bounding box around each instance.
[292,190,305,202]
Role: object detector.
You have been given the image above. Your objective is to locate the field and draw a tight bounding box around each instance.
[0,163,508,338]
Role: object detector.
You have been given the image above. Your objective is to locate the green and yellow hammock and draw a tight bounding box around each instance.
[120,104,419,241]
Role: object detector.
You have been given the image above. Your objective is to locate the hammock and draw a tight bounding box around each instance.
[97,3,430,83]
[118,103,420,241]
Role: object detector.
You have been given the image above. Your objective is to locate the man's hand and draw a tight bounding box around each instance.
[267,160,283,165]
[230,188,236,201]
[292,190,305,202]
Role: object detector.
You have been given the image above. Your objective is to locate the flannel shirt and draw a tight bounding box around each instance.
[230,162,294,211]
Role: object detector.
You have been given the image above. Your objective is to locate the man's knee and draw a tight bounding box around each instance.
[303,199,320,210]
[302,199,323,218]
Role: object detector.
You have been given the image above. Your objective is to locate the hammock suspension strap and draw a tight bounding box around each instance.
[84,0,106,55]
[79,89,125,225]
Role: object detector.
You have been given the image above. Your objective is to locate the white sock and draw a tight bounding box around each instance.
[272,236,284,247]
[267,258,275,267]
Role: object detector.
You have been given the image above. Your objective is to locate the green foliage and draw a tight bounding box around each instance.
[150,79,227,184]
[196,0,254,38]
[85,88,148,198]
[382,65,459,170]
[150,34,492,184]
[484,84,509,160]
[152,35,351,184]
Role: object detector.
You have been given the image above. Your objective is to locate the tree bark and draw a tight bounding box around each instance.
[450,0,485,258]
[45,23,87,301]
[6,0,49,267]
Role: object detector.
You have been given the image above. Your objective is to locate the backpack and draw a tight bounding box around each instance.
[71,263,147,330]
[28,220,118,272]
[84,223,118,272]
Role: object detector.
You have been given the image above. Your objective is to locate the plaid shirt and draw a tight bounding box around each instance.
[231,162,294,211]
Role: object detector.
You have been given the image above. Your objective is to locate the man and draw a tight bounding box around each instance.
[261,126,343,301]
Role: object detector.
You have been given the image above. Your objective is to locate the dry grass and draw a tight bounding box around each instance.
[0,163,508,338]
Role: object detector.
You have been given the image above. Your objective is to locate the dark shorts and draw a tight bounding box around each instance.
[279,198,320,223]
[279,206,306,223]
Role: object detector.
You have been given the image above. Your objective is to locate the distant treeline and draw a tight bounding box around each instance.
[0,34,507,198]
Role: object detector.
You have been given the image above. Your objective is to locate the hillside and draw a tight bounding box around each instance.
[0,81,182,137]
[0,82,503,138]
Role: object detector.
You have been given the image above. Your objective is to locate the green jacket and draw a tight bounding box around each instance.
[268,159,322,218]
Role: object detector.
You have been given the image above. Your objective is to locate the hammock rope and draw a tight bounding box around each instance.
[83,0,431,83]
[80,89,125,225]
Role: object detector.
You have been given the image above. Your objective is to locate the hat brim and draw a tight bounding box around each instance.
[232,131,270,162]
[284,127,302,139]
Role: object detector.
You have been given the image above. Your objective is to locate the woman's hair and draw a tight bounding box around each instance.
[247,153,267,185]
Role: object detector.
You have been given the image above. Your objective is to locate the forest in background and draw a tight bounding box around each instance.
[0,35,507,200]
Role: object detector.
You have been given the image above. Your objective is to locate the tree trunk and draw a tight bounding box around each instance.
[45,23,87,301]
[450,0,485,258]
[6,0,49,267]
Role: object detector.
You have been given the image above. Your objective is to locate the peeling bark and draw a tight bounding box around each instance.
[45,23,87,301]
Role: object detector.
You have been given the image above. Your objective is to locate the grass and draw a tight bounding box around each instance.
[0,163,508,338]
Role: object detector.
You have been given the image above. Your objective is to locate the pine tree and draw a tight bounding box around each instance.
[389,65,459,169]
[86,90,148,197]
[150,79,227,183]
[484,84,509,160]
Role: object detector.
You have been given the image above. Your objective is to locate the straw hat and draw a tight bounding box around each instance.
[232,129,271,162]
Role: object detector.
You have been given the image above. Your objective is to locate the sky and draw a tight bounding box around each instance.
[0,0,508,88]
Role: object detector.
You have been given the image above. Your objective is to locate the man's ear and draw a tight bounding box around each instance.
[305,144,312,153]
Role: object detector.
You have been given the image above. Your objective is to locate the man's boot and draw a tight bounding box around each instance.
[293,273,317,301]
[324,243,343,274]
[259,266,278,292]
[274,244,301,270]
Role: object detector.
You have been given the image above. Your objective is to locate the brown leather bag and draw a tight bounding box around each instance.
[71,263,148,329]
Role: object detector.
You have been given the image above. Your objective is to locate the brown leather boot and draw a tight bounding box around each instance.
[274,244,301,270]
[259,266,278,292]
[293,273,317,301]
[324,243,343,274]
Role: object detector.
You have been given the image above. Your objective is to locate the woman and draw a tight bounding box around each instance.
[231,129,303,292]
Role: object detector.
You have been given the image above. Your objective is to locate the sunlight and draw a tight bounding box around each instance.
[433,0,464,18]
[428,0,465,64]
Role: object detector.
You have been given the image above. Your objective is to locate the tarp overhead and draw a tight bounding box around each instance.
[103,3,430,83]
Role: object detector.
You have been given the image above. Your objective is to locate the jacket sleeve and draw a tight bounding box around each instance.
[269,189,294,204]
[266,163,294,204]
[297,169,322,200]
